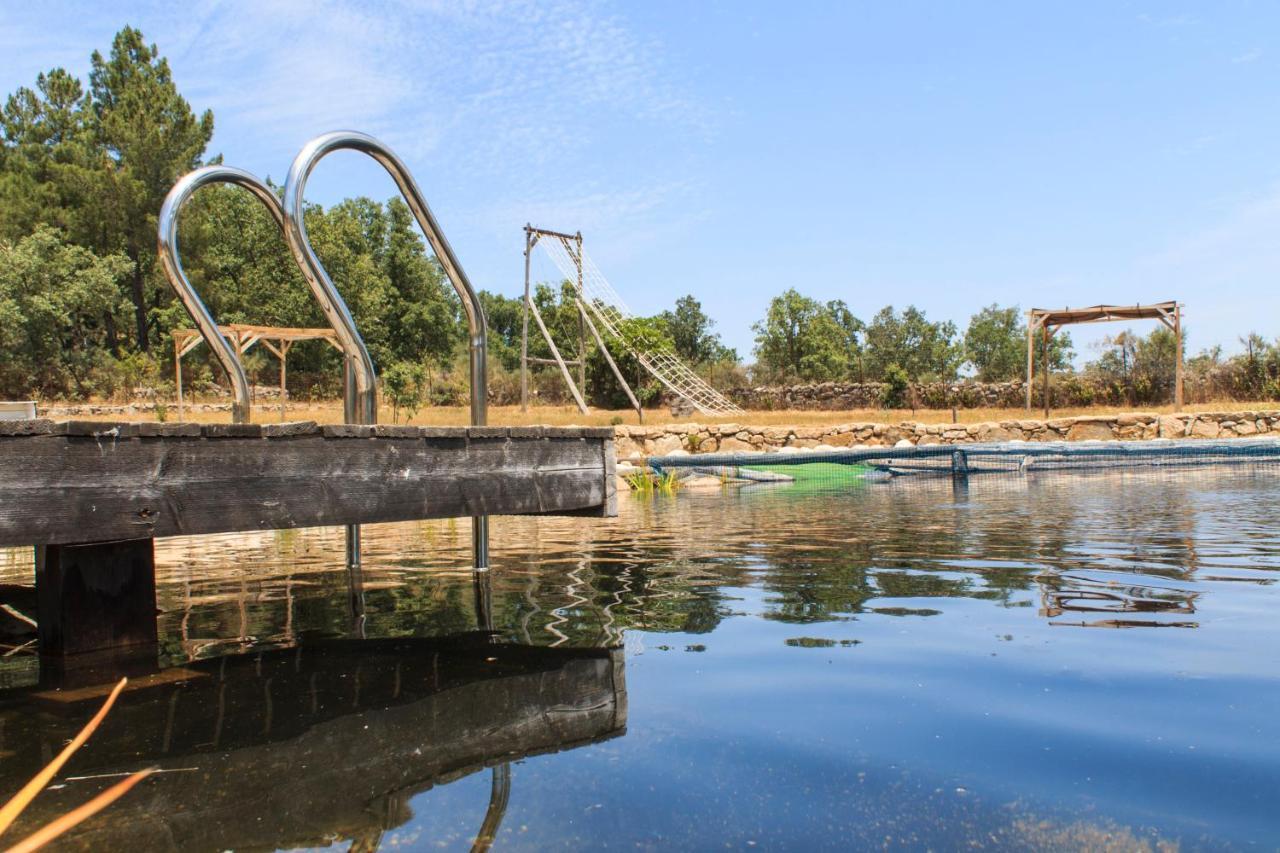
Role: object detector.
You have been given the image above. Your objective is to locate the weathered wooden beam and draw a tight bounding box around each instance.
[0,422,616,546]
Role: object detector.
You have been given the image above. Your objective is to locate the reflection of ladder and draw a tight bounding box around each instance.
[522,225,743,417]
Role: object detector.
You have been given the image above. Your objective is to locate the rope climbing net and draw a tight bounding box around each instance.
[536,236,744,416]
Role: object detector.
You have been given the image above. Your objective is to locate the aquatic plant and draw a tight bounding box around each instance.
[624,469,682,495]
[0,678,154,852]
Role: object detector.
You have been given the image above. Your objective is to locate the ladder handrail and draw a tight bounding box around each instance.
[282,131,490,568]
[157,165,281,424]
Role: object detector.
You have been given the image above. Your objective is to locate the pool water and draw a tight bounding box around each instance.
[1,467,1278,849]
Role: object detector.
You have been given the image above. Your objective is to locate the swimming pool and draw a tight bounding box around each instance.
[1,466,1277,848]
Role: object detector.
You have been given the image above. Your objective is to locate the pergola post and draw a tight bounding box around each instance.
[1025,313,1035,411]
[174,335,184,421]
[1174,304,1184,411]
[1042,323,1052,419]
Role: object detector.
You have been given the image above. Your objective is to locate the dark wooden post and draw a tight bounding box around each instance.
[1042,324,1052,419]
[1174,304,1184,411]
[35,538,159,669]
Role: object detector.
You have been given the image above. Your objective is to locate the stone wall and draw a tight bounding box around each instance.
[729,380,1028,410]
[612,410,1280,459]
[726,378,1232,410]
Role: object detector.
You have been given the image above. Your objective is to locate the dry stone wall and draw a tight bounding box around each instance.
[729,381,1028,410]
[612,410,1280,459]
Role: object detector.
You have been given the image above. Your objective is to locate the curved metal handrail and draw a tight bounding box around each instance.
[283,131,490,568]
[157,165,284,424]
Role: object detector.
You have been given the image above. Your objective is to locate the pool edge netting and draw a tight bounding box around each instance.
[646,437,1280,487]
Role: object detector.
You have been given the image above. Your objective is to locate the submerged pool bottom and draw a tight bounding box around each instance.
[0,466,1277,849]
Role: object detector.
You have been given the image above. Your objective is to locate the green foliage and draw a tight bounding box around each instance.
[2,26,214,354]
[752,289,860,382]
[382,360,427,422]
[659,295,734,366]
[864,305,960,383]
[880,363,910,408]
[964,303,1074,382]
[0,226,131,398]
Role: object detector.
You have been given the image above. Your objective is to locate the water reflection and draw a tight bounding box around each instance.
[0,635,625,851]
[0,467,1277,846]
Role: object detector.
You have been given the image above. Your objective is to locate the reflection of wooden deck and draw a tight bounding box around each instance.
[0,635,626,851]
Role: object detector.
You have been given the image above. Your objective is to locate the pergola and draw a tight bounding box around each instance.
[173,323,342,420]
[1026,301,1183,415]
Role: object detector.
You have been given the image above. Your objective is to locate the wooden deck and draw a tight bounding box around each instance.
[0,419,616,664]
[0,420,616,546]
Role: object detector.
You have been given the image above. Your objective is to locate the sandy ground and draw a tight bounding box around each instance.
[44,399,1280,428]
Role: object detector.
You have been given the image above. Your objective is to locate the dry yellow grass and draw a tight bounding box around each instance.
[47,399,1280,428]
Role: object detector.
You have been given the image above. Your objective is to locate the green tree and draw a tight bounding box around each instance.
[0,226,131,398]
[964,304,1023,381]
[659,295,732,366]
[864,305,961,382]
[87,26,215,351]
[751,289,855,382]
[964,304,1074,382]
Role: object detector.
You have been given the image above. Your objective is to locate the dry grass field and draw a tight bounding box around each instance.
[45,399,1280,428]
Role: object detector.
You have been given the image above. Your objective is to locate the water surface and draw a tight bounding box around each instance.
[1,467,1278,849]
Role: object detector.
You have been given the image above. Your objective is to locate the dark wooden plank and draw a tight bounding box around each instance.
[0,427,615,546]
[34,538,159,659]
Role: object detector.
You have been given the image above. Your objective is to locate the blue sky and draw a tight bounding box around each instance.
[4,1,1279,364]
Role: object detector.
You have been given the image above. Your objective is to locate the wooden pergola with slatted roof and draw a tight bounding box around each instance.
[173,323,342,420]
[1026,301,1183,415]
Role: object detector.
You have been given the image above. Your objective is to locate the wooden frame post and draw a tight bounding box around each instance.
[1174,303,1184,411]
[521,227,533,413]
[175,335,185,421]
[1025,312,1035,411]
[579,299,643,421]
[576,232,587,398]
[1042,323,1052,419]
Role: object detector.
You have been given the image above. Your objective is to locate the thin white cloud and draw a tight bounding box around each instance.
[1231,48,1263,64]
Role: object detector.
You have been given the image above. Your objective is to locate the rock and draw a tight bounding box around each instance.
[1190,419,1221,439]
[1158,415,1188,438]
[682,474,724,490]
[649,434,683,455]
[719,436,755,453]
[1066,420,1115,442]
[895,438,914,448]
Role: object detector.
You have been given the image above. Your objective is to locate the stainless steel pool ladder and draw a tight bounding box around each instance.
[158,165,372,583]
[282,131,490,571]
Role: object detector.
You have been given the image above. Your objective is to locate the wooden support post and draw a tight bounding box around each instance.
[575,234,587,399]
[579,300,642,422]
[35,538,158,680]
[521,228,534,413]
[1025,314,1035,411]
[174,336,184,421]
[1042,324,1051,419]
[527,296,589,414]
[1174,304,1184,411]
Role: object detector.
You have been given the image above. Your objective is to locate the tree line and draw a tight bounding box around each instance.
[2,27,1278,409]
